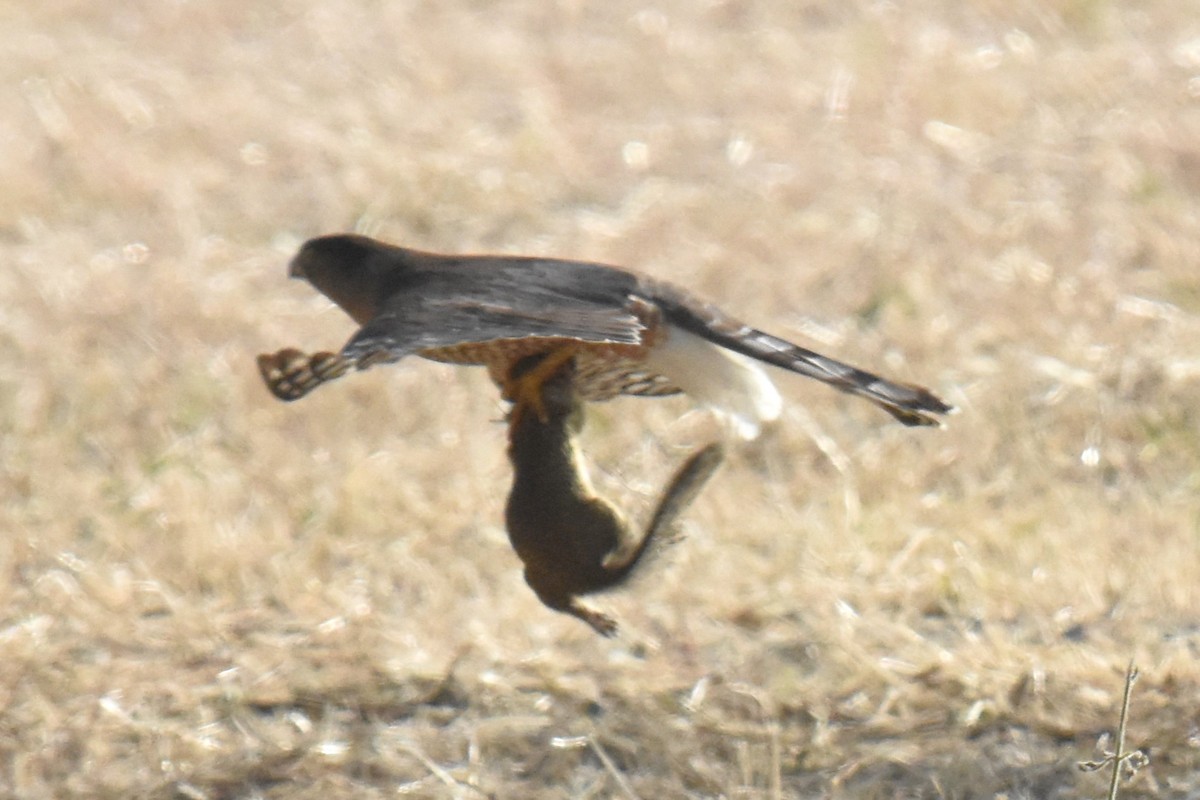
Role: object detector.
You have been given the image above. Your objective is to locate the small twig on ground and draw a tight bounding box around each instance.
[397,741,489,799]
[588,735,642,800]
[1077,660,1149,800]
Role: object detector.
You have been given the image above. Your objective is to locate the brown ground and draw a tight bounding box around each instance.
[4,2,1200,797]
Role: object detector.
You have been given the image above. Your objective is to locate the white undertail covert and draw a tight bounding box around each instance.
[645,325,783,440]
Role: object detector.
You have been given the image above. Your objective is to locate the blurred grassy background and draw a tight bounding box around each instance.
[4,1,1200,797]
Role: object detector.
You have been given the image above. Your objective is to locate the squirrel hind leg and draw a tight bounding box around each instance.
[568,601,619,637]
[524,568,620,636]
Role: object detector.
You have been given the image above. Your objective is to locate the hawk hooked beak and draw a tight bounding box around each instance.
[287,255,306,279]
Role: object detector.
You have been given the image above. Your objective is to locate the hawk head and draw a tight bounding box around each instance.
[288,234,397,325]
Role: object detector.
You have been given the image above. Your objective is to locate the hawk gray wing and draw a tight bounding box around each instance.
[259,251,681,402]
[341,259,652,369]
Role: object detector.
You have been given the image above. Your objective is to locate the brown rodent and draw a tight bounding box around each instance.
[504,352,723,635]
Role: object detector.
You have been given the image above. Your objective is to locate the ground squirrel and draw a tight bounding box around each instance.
[505,353,723,635]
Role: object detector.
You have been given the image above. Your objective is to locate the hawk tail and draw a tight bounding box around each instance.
[705,324,953,426]
[647,285,953,427]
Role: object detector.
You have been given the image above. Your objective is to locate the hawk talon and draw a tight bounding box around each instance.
[503,345,581,427]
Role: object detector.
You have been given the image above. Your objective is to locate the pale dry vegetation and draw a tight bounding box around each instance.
[4,1,1200,798]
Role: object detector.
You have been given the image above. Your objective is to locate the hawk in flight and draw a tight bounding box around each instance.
[258,234,952,437]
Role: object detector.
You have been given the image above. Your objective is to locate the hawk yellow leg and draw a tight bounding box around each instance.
[502,343,581,427]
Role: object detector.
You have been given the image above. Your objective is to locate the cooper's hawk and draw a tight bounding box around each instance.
[258,234,953,437]
[504,353,723,636]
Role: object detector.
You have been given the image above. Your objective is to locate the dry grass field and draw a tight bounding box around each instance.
[5,1,1200,797]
